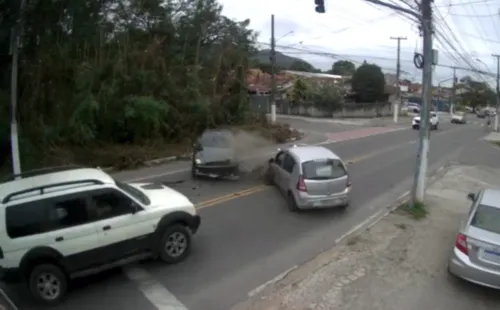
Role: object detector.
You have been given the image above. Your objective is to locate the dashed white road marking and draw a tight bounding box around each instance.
[124,266,189,310]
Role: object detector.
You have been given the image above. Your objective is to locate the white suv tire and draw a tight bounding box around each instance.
[28,264,68,306]
[158,224,192,263]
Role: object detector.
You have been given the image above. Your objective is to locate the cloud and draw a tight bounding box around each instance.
[220,0,500,87]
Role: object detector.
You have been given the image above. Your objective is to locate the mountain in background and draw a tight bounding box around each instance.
[253,49,321,73]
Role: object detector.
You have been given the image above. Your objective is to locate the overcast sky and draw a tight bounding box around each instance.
[220,0,500,87]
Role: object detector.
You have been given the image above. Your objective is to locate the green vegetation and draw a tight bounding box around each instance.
[0,0,298,171]
[351,62,386,103]
[329,60,356,76]
[398,200,428,220]
[457,76,496,109]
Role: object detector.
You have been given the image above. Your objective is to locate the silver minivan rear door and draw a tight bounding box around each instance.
[301,158,348,196]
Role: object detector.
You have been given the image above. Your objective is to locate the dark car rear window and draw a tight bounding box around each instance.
[470,204,500,234]
[302,159,346,180]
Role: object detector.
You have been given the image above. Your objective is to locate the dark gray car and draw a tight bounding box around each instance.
[191,129,239,178]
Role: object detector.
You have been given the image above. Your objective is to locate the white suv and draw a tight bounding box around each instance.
[0,166,200,305]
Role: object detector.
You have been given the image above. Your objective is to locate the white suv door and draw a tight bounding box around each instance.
[87,188,154,262]
[2,194,101,272]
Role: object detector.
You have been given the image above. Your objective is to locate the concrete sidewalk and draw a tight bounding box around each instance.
[232,165,500,310]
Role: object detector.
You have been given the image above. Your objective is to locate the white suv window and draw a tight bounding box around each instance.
[6,202,48,239]
[91,191,136,220]
[48,198,90,230]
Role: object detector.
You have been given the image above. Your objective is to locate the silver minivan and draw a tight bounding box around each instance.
[265,145,351,211]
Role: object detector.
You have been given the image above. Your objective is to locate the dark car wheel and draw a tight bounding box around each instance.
[191,164,197,178]
[263,166,274,185]
[287,192,299,212]
[28,264,68,306]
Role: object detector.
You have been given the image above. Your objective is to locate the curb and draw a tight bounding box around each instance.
[334,162,452,247]
[103,135,304,174]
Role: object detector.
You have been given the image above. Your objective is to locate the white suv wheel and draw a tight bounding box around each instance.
[159,225,192,263]
[28,264,67,305]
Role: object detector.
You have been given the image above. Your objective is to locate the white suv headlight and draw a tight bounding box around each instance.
[195,158,202,164]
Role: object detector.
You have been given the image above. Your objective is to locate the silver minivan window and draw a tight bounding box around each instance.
[470,204,500,234]
[302,159,346,180]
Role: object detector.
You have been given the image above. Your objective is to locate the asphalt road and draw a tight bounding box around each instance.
[3,118,492,310]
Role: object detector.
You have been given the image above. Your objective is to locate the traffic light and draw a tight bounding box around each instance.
[315,0,325,13]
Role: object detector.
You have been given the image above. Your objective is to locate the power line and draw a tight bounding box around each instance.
[436,0,495,7]
[449,12,500,18]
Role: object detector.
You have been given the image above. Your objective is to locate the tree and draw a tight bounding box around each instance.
[458,76,496,109]
[0,0,258,168]
[351,63,386,103]
[309,82,344,112]
[288,60,317,73]
[329,60,355,76]
[290,78,309,103]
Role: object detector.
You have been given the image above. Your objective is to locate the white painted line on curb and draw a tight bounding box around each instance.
[124,266,189,310]
[334,208,387,245]
[247,265,298,298]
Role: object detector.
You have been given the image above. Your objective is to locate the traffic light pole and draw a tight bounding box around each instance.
[9,0,25,176]
[270,14,277,123]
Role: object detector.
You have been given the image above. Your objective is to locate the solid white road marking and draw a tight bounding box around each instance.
[124,266,189,310]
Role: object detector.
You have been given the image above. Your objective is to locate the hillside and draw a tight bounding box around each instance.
[254,49,319,72]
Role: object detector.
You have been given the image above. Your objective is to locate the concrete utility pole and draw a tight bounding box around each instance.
[390,36,407,124]
[451,67,457,115]
[270,14,277,123]
[361,0,432,206]
[492,54,500,131]
[411,0,433,204]
[9,0,26,176]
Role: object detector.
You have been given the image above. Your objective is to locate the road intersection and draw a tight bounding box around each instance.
[2,116,494,310]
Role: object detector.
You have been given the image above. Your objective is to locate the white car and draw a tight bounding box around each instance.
[451,112,467,124]
[412,112,439,130]
[0,166,200,305]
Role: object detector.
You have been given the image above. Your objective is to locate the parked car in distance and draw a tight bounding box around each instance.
[0,166,200,305]
[192,129,239,179]
[412,111,439,130]
[264,145,351,212]
[448,189,500,289]
[451,112,467,124]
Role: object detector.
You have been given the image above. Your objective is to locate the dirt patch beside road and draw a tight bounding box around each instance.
[232,165,500,310]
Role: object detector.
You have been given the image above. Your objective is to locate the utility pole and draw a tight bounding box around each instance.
[451,67,457,115]
[390,36,407,124]
[270,14,277,123]
[410,0,433,205]
[492,54,500,131]
[9,0,26,176]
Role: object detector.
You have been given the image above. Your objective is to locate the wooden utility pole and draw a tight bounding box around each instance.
[390,36,407,123]
[451,67,457,114]
[492,54,500,131]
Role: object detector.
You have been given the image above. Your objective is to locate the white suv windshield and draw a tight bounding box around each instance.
[430,112,437,117]
[115,181,151,205]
